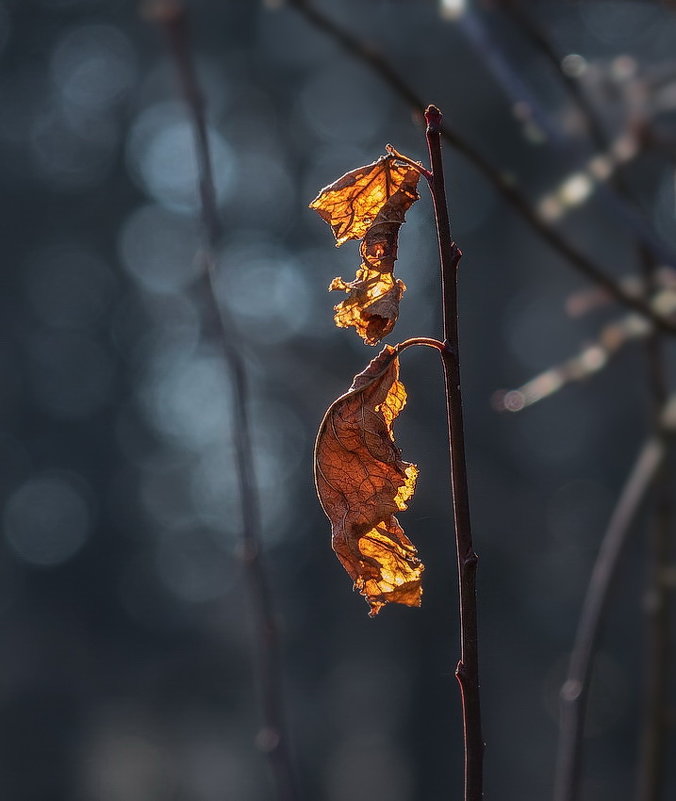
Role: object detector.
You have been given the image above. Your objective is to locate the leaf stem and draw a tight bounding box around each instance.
[425,104,484,801]
[149,5,299,801]
[396,336,445,353]
[385,144,433,182]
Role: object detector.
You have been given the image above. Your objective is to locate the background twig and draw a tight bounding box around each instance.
[493,312,658,413]
[553,435,667,801]
[148,4,299,800]
[635,248,673,801]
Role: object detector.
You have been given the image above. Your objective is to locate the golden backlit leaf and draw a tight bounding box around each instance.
[324,164,420,344]
[329,267,406,346]
[314,346,422,615]
[309,155,418,246]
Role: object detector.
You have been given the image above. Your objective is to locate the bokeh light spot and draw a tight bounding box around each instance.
[119,204,201,293]
[4,475,91,566]
[127,102,235,213]
[216,241,311,343]
[51,24,136,111]
[141,352,232,451]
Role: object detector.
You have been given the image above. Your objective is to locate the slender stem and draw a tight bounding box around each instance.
[385,144,433,181]
[286,0,676,334]
[635,249,672,801]
[425,104,484,801]
[397,336,445,353]
[150,5,299,801]
[553,436,666,801]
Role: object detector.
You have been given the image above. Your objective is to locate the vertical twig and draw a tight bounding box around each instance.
[635,249,672,801]
[425,104,484,801]
[147,4,299,800]
[553,437,666,801]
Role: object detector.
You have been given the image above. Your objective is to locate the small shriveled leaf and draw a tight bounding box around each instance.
[329,267,405,346]
[314,345,422,615]
[309,155,419,246]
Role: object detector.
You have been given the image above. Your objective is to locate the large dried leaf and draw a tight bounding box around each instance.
[309,155,418,246]
[315,345,422,615]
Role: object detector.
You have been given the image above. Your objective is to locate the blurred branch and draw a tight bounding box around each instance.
[146,4,299,801]
[566,269,676,318]
[553,429,672,801]
[498,0,610,154]
[635,249,673,801]
[460,4,676,277]
[286,0,676,334]
[492,301,674,412]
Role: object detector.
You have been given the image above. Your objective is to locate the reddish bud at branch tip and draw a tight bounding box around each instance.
[425,104,442,134]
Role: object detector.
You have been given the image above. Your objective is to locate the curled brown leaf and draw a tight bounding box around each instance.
[310,155,421,344]
[314,345,422,615]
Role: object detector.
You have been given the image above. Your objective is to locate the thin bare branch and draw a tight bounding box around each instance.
[426,104,484,801]
[566,270,676,318]
[553,434,668,801]
[146,4,299,800]
[493,312,654,413]
[498,0,611,154]
[635,248,673,801]
[456,5,676,270]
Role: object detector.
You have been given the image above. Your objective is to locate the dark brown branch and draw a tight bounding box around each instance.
[286,0,676,334]
[147,5,299,800]
[553,435,667,801]
[425,104,484,801]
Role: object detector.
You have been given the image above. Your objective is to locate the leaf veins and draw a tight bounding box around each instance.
[310,155,421,345]
[314,345,422,615]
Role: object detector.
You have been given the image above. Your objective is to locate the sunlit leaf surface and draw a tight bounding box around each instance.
[314,345,422,615]
[309,155,417,245]
[310,156,420,344]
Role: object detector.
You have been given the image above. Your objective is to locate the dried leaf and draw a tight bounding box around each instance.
[314,345,422,615]
[309,155,418,246]
[310,155,420,344]
[329,268,406,346]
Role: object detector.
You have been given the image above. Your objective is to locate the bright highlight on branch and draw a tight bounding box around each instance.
[537,132,640,222]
